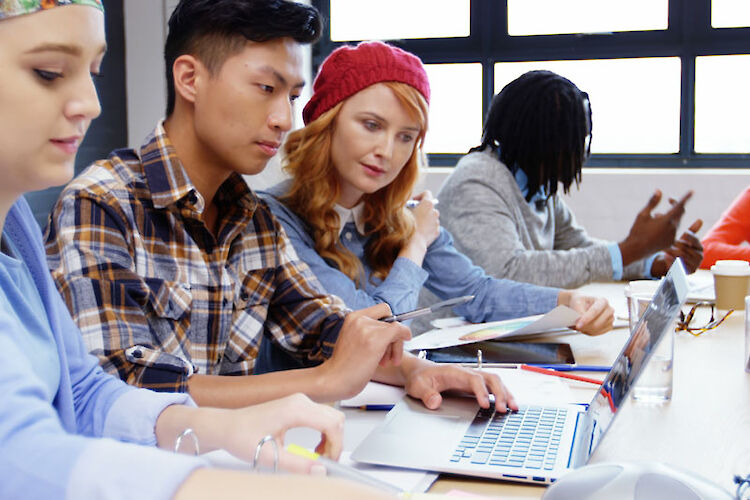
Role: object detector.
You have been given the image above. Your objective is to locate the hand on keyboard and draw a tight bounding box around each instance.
[402,361,518,412]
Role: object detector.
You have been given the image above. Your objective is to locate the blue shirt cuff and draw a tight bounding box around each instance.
[103,389,196,446]
[643,253,659,279]
[607,243,623,281]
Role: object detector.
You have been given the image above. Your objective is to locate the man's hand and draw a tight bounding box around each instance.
[619,190,693,266]
[558,291,614,336]
[317,303,411,400]
[650,219,704,276]
[403,360,518,412]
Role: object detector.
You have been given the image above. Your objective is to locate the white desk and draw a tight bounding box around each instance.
[327,275,750,498]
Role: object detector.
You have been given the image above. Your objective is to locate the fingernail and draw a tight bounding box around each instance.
[427,394,440,408]
[311,464,327,476]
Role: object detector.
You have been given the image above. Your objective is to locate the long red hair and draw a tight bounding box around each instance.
[282,81,429,286]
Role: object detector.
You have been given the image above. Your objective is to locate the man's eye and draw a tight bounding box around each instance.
[259,84,274,93]
[34,69,62,82]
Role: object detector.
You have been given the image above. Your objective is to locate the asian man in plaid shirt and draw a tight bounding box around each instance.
[45,0,524,414]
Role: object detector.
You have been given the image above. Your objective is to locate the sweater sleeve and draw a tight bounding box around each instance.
[701,186,750,268]
[439,155,618,289]
[0,315,206,500]
[422,229,560,323]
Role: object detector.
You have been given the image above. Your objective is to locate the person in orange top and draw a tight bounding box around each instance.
[701,186,750,268]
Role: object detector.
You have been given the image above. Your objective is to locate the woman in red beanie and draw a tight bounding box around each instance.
[258,42,615,362]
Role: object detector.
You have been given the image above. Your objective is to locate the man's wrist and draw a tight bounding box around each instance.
[649,254,667,278]
[618,239,638,267]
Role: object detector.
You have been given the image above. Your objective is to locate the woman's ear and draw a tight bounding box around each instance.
[172,54,202,106]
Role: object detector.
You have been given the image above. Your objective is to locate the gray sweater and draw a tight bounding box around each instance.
[436,150,647,289]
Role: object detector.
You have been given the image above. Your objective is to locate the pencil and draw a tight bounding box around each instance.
[520,364,604,385]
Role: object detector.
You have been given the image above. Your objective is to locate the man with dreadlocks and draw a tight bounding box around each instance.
[436,70,703,289]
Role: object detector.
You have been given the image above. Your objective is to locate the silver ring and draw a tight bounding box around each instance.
[477,349,483,370]
[174,428,200,455]
[252,434,279,473]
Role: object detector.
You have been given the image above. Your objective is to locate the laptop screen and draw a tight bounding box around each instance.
[570,259,689,467]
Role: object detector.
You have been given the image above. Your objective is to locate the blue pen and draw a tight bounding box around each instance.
[406,199,438,209]
[358,404,395,411]
[534,364,611,372]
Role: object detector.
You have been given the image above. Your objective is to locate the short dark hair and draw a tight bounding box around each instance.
[164,0,323,116]
[471,70,592,202]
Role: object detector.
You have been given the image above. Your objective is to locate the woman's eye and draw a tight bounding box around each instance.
[400,133,415,143]
[34,69,62,82]
[364,120,380,131]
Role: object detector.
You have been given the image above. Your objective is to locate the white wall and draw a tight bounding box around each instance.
[421,167,750,241]
[124,2,748,241]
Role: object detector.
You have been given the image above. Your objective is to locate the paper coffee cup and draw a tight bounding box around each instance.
[711,260,750,311]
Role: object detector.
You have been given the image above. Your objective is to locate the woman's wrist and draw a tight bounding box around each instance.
[557,289,573,307]
[398,237,428,266]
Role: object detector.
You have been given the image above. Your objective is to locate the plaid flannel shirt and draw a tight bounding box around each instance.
[45,123,348,392]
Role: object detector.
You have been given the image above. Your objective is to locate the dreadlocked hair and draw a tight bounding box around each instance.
[282,81,428,286]
[471,70,592,202]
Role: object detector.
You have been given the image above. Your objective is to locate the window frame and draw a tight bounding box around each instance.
[312,0,750,167]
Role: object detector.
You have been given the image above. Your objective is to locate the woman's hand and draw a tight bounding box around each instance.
[558,291,614,336]
[399,190,440,265]
[214,393,345,473]
[158,393,345,474]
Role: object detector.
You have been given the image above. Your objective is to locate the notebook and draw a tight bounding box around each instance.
[352,259,688,485]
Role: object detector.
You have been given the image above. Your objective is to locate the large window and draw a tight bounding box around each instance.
[312,0,750,167]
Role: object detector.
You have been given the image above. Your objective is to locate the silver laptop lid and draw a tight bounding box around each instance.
[570,259,689,467]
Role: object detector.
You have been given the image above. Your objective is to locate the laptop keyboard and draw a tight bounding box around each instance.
[450,405,567,470]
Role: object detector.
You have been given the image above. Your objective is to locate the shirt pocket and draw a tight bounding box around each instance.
[143,278,192,320]
[223,267,275,367]
[139,278,193,350]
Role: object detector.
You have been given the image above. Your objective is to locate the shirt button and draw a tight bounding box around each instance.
[345,231,353,241]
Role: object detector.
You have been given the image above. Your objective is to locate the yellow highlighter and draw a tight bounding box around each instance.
[286,443,403,495]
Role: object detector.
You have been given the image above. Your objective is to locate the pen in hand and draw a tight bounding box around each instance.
[381,295,475,323]
[406,198,438,209]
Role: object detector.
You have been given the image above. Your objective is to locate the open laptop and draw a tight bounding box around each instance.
[352,259,688,485]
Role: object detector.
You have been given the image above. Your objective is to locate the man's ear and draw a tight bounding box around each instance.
[172,54,203,105]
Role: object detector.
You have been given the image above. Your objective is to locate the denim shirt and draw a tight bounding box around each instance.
[259,182,560,323]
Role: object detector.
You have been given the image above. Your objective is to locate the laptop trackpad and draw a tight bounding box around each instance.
[352,397,475,467]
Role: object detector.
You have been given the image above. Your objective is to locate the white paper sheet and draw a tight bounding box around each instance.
[340,381,406,407]
[404,305,580,351]
[339,368,574,408]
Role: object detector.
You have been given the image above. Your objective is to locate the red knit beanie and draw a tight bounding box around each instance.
[302,41,431,125]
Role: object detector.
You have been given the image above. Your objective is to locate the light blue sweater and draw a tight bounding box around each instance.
[0,198,205,500]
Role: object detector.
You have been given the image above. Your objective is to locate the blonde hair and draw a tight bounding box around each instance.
[282,81,429,286]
